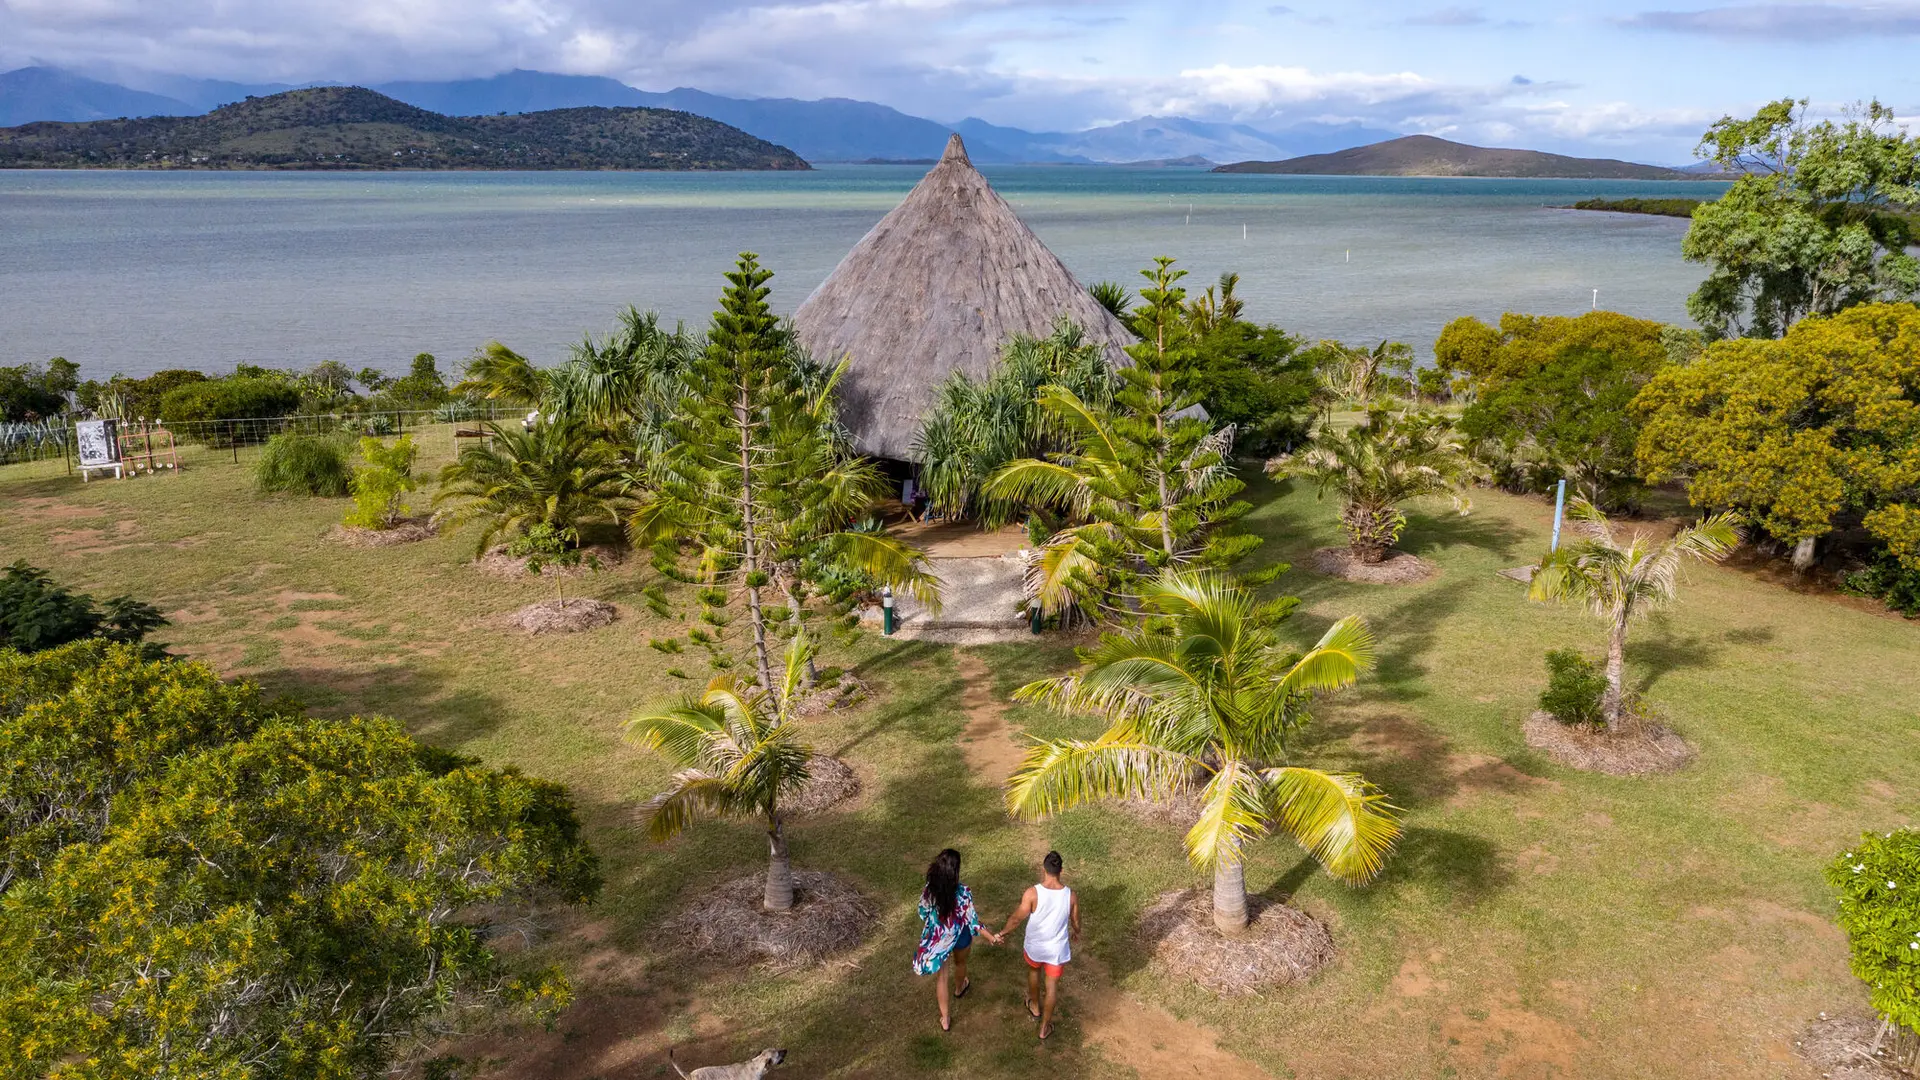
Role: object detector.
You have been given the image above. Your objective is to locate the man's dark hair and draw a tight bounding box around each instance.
[1043,850,1063,876]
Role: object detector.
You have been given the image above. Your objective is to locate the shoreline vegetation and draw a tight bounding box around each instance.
[1567,196,1920,234]
[0,86,811,171]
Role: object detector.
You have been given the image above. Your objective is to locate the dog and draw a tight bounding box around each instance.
[669,1047,786,1080]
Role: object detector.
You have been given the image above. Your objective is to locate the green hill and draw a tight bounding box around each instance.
[0,86,810,170]
[1214,134,1687,180]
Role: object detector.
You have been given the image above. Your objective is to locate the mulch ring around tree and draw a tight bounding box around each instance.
[1310,547,1438,585]
[783,755,862,817]
[664,870,876,969]
[474,544,627,579]
[1137,888,1336,996]
[505,599,618,635]
[1797,1013,1913,1079]
[325,517,439,547]
[1523,710,1695,776]
[790,674,872,719]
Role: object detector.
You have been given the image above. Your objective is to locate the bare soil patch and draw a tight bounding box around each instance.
[1524,710,1695,775]
[1799,1014,1912,1079]
[14,497,101,522]
[1072,954,1275,1080]
[663,870,874,968]
[505,599,618,635]
[1311,546,1438,584]
[955,650,1027,783]
[474,544,627,579]
[326,517,438,547]
[1137,888,1335,995]
[784,755,861,817]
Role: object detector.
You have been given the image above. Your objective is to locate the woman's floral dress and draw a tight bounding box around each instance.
[912,883,981,975]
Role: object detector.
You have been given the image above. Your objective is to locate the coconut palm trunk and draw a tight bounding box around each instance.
[765,814,794,912]
[1212,855,1250,935]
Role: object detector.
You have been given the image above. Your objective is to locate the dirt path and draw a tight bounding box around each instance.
[956,650,1028,783]
[1072,955,1275,1080]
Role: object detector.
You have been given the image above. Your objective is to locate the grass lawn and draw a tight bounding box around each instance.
[3,432,1916,1078]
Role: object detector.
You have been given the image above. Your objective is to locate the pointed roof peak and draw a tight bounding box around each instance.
[941,132,970,165]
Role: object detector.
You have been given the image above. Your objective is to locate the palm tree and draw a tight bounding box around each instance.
[1313,339,1412,413]
[1006,572,1400,935]
[1268,409,1480,564]
[433,417,627,557]
[628,633,819,911]
[452,341,550,409]
[1528,500,1742,728]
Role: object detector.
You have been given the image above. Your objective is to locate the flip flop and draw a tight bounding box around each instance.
[1039,1023,1052,1041]
[940,1014,951,1032]
[955,978,972,999]
[1027,998,1041,1020]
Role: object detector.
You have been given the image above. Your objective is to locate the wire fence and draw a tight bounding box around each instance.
[0,404,524,478]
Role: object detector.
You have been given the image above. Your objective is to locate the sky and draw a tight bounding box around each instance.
[3,0,1917,162]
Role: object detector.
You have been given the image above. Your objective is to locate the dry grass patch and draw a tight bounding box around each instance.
[1524,710,1695,775]
[663,870,875,968]
[1310,546,1438,584]
[1136,888,1335,995]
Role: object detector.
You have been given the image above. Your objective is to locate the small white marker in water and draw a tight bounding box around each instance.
[1346,249,1351,263]
[1243,223,1248,240]
[1592,288,1599,310]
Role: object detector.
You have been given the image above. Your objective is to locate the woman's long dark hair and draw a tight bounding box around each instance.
[925,848,962,924]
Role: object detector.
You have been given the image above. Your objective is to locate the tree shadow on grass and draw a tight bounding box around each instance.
[1627,616,1722,699]
[1366,576,1476,702]
[831,640,953,758]
[1397,506,1530,563]
[1355,826,1510,908]
[248,662,514,751]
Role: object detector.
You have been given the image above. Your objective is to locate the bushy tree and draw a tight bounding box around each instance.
[0,359,78,421]
[0,645,600,1079]
[0,563,166,657]
[344,434,418,529]
[1440,311,1671,508]
[377,352,451,411]
[1828,829,1920,1071]
[1635,303,1920,571]
[1684,98,1920,339]
[1007,573,1397,935]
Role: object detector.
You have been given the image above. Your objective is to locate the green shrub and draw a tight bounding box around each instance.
[1540,649,1606,725]
[1828,830,1920,1067]
[158,376,301,441]
[1842,553,1920,618]
[255,433,352,497]
[0,562,167,655]
[345,435,418,529]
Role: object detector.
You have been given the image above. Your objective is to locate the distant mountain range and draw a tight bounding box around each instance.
[0,87,808,171]
[0,66,1400,165]
[1213,135,1693,179]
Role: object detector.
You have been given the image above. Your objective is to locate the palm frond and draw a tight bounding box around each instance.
[1263,766,1401,884]
[1004,736,1200,820]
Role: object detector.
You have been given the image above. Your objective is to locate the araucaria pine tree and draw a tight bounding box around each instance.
[632,254,816,695]
[986,257,1268,618]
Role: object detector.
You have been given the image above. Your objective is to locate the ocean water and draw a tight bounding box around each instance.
[0,166,1728,379]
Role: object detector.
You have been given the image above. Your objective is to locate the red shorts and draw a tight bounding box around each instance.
[1024,952,1066,978]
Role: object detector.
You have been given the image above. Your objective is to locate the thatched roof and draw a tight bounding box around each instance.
[793,134,1136,462]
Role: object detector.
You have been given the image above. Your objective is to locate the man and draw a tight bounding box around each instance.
[998,850,1079,1040]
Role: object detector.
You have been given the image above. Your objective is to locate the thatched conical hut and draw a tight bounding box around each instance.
[793,134,1135,463]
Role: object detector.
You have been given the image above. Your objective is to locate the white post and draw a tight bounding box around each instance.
[1592,288,1599,310]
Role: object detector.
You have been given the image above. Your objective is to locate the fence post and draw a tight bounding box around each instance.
[63,421,72,476]
[229,421,238,464]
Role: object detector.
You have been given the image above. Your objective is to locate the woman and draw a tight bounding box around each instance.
[913,848,1001,1031]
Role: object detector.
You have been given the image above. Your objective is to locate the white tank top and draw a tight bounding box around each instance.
[1024,883,1072,965]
